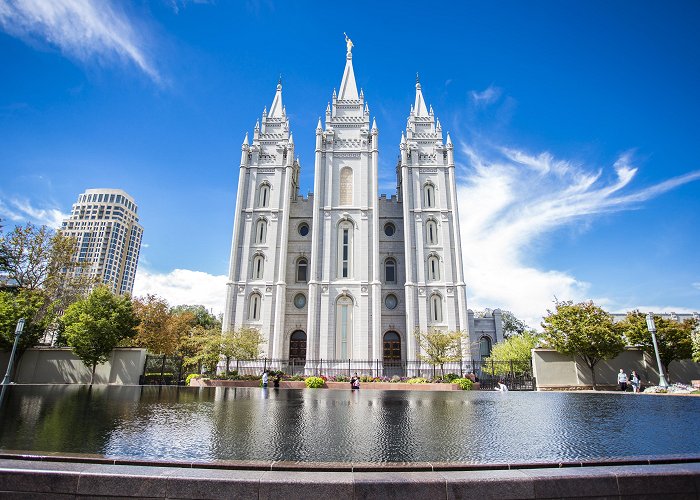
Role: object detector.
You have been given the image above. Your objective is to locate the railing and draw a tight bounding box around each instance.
[141,356,535,390]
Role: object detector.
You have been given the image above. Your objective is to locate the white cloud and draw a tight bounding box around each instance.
[470,86,501,106]
[0,0,160,83]
[132,267,228,315]
[692,282,700,291]
[0,196,68,229]
[457,143,700,328]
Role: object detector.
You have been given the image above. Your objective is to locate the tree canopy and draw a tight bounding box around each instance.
[617,311,696,378]
[541,300,624,390]
[415,328,465,377]
[61,286,139,383]
[485,331,541,375]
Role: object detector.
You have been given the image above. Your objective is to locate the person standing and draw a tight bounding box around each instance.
[630,370,640,393]
[617,369,628,391]
[262,370,269,388]
[351,372,360,390]
[495,380,508,392]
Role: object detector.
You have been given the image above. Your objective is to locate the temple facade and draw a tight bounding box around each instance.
[223,42,501,366]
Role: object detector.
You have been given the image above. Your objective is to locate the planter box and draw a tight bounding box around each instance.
[189,379,471,391]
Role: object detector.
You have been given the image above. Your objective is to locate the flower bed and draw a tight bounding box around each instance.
[189,378,478,390]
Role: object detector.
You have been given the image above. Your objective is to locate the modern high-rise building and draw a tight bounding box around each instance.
[60,188,143,295]
[223,41,502,366]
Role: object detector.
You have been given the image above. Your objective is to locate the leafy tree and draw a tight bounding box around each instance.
[0,290,51,352]
[692,322,700,363]
[617,311,696,380]
[61,286,139,384]
[131,294,178,355]
[501,310,535,338]
[170,304,220,330]
[415,328,465,378]
[485,331,541,375]
[220,327,265,374]
[180,326,220,374]
[541,300,624,390]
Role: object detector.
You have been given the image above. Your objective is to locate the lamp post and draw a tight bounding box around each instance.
[0,318,25,405]
[645,312,668,389]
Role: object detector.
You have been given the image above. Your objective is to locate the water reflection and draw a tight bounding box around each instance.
[0,386,698,463]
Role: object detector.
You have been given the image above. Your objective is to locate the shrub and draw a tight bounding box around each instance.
[305,376,325,388]
[360,375,376,383]
[390,375,401,383]
[453,378,473,390]
[407,377,429,384]
[185,374,201,386]
[334,375,349,382]
[443,373,460,382]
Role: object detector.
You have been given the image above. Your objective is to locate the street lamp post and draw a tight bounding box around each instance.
[0,318,25,404]
[645,312,668,389]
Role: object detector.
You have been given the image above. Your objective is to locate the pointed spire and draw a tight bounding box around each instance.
[414,79,429,117]
[371,118,377,131]
[364,103,369,115]
[338,46,359,100]
[316,117,323,130]
[255,119,260,130]
[268,80,284,118]
[360,88,364,99]
[326,102,331,113]
[436,118,442,131]
[429,105,434,116]
[333,88,337,99]
[446,132,453,146]
[289,132,294,145]
[400,132,406,144]
[243,132,249,146]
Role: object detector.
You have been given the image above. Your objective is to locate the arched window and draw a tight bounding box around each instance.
[339,167,353,206]
[296,257,308,282]
[427,255,440,281]
[479,336,492,358]
[384,257,397,284]
[337,220,353,279]
[256,219,267,244]
[424,183,436,208]
[252,254,264,280]
[336,295,353,358]
[426,219,438,245]
[430,294,443,323]
[258,183,270,208]
[290,330,307,360]
[248,293,262,321]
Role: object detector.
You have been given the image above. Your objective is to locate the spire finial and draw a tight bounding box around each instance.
[416,72,420,84]
[344,32,353,56]
[277,74,282,90]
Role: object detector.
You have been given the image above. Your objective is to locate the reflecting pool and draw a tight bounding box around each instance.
[0,385,698,464]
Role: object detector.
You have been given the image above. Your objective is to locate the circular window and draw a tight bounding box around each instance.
[298,223,310,237]
[384,294,398,310]
[384,222,395,237]
[293,293,306,309]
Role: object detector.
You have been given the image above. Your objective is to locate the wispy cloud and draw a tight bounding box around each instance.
[470,85,501,106]
[693,282,700,291]
[0,0,160,83]
[456,143,700,327]
[132,267,228,314]
[0,196,68,229]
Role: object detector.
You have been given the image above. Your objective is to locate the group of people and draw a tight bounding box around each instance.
[261,371,281,388]
[617,369,641,393]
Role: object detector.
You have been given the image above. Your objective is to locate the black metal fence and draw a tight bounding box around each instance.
[141,356,535,390]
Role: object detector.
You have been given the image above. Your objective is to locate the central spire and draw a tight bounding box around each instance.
[268,79,284,118]
[338,34,359,100]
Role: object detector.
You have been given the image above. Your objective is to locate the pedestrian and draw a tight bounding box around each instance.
[495,379,508,392]
[630,370,640,393]
[262,370,268,388]
[617,369,628,392]
[351,372,360,390]
[273,373,281,388]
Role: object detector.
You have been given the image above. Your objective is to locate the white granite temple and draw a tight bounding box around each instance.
[223,40,502,365]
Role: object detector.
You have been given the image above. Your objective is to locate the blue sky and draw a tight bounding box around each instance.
[1,0,699,327]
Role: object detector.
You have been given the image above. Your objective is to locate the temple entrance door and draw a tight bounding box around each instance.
[383,331,402,377]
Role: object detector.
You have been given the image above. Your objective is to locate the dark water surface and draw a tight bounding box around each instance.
[0,385,698,464]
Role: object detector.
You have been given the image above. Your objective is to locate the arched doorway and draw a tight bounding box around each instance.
[289,330,307,363]
[383,331,402,376]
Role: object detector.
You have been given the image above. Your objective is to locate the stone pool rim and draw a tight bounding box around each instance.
[2,451,699,472]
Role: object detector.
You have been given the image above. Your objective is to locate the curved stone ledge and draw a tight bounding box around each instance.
[0,454,699,499]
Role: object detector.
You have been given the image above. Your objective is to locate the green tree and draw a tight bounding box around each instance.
[501,310,530,338]
[0,289,51,352]
[485,331,541,375]
[170,304,220,330]
[61,286,139,384]
[220,327,265,374]
[131,294,178,355]
[180,326,221,374]
[415,328,465,378]
[541,300,624,390]
[617,311,696,380]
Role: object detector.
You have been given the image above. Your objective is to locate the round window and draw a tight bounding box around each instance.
[298,223,310,237]
[384,294,398,310]
[293,293,306,309]
[384,222,395,237]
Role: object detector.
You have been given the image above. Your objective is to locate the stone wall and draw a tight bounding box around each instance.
[0,347,147,385]
[532,348,700,390]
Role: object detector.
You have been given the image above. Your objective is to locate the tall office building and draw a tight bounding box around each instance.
[223,41,503,366]
[61,188,143,295]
